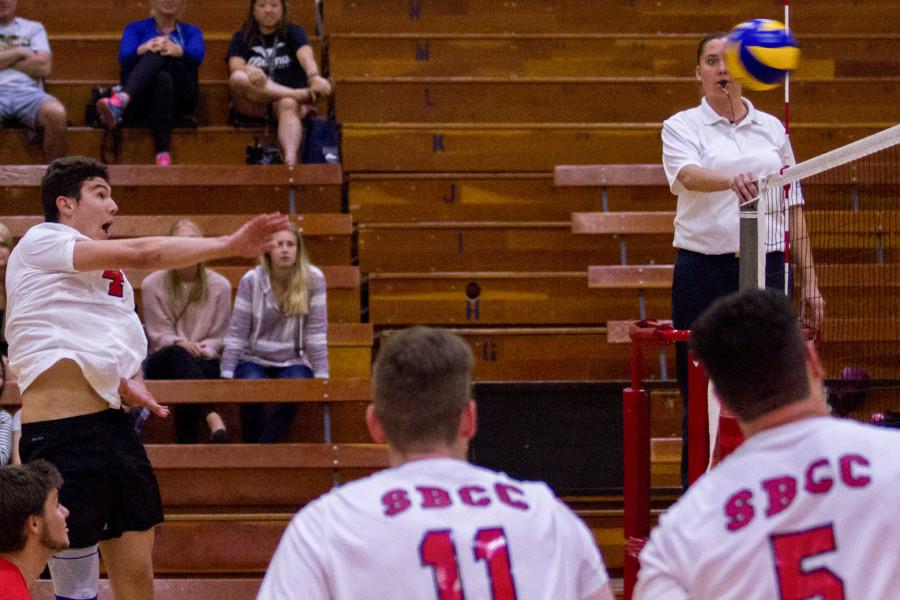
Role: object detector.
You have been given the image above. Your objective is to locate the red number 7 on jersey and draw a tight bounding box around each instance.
[769,523,845,599]
[102,270,125,297]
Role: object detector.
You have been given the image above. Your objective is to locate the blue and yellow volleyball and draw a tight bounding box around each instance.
[725,19,800,91]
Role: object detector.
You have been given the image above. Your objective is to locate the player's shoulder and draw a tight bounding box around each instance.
[16,222,73,249]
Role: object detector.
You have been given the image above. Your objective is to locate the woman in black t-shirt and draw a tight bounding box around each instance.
[227,0,332,165]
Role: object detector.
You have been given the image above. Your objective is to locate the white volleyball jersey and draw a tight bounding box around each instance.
[635,417,900,600]
[258,458,609,600]
[5,222,146,408]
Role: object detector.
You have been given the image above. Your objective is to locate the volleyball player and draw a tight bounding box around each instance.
[634,289,900,599]
[258,326,613,600]
[6,156,288,600]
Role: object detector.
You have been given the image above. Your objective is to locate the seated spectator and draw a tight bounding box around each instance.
[227,0,332,165]
[141,219,231,443]
[0,222,13,366]
[0,460,69,598]
[0,409,11,465]
[221,224,328,443]
[97,0,204,166]
[11,409,20,465]
[0,0,67,162]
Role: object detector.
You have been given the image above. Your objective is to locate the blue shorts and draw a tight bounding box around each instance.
[0,86,55,129]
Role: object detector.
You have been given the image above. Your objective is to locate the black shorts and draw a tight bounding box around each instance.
[20,409,164,548]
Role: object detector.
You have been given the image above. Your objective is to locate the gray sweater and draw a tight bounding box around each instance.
[220,265,329,378]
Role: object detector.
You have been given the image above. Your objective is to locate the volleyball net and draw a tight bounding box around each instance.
[623,124,900,600]
[758,124,900,379]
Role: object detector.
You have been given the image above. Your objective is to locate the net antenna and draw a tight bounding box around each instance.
[746,124,900,377]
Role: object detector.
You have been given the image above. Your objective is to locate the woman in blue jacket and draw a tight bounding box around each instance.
[97,0,204,165]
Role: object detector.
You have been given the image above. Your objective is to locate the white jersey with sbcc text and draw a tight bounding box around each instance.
[635,417,900,600]
[5,222,146,408]
[258,457,609,600]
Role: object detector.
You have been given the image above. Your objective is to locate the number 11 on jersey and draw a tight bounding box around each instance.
[420,527,518,600]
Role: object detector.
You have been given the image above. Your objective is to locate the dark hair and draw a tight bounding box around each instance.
[41,156,109,223]
[0,460,63,553]
[241,0,290,45]
[373,327,474,453]
[690,289,811,421]
[696,31,729,65]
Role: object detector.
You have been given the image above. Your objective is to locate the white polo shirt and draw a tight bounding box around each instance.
[5,223,147,408]
[662,97,802,255]
[258,458,610,600]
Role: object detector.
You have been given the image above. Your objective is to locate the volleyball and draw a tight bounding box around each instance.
[724,19,800,91]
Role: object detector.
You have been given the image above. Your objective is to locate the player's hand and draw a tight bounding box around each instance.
[309,74,332,97]
[118,377,170,418]
[246,65,268,87]
[226,212,290,258]
[159,37,183,58]
[800,283,825,341]
[730,172,758,205]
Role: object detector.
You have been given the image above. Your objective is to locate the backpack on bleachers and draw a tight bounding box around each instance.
[301,116,340,164]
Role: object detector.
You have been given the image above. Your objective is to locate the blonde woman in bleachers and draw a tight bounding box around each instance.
[141,219,232,443]
[221,223,328,443]
[227,0,331,165]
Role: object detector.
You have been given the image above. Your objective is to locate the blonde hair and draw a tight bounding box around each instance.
[0,223,13,252]
[164,218,208,307]
[261,222,311,316]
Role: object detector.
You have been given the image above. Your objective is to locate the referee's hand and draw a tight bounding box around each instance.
[119,377,170,418]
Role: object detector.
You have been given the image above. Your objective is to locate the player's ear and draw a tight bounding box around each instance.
[365,404,387,444]
[56,195,75,217]
[459,399,477,441]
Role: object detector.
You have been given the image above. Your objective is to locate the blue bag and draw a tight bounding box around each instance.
[301,116,341,164]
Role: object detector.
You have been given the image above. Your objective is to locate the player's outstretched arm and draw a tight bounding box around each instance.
[73,212,290,272]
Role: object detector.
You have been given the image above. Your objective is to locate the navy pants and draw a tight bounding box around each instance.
[235,362,314,443]
[672,249,786,487]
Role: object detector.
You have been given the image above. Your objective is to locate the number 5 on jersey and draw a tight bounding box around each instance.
[420,527,518,600]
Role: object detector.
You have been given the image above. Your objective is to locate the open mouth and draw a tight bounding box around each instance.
[101,222,112,235]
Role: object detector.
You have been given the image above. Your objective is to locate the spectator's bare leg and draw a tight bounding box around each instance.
[275,97,309,166]
[99,529,156,600]
[229,70,314,105]
[37,98,67,162]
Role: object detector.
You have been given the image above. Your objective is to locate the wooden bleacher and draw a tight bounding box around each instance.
[334,77,897,124]
[30,579,264,600]
[18,0,320,35]
[349,172,606,221]
[329,33,900,79]
[359,221,673,272]
[367,271,669,326]
[0,164,343,214]
[0,212,352,267]
[340,122,889,172]
[323,0,900,34]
